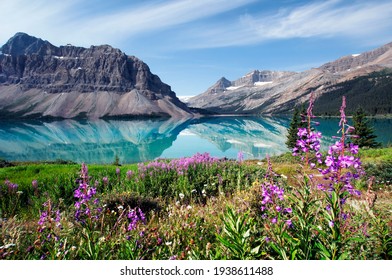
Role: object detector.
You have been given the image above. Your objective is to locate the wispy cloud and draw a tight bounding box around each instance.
[1,0,392,52]
[0,0,256,47]
[180,0,392,48]
[0,0,79,42]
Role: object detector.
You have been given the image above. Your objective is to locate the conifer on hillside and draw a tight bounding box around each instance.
[352,107,381,148]
[286,106,306,149]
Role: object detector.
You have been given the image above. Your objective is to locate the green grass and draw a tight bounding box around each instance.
[358,147,392,163]
[0,148,391,260]
[0,163,138,187]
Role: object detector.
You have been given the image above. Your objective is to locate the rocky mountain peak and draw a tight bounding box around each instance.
[0,33,191,119]
[200,77,232,95]
[188,40,392,116]
[1,32,56,56]
[0,33,175,95]
[232,70,295,87]
[197,69,296,98]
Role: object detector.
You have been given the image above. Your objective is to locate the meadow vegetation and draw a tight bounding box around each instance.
[0,97,391,260]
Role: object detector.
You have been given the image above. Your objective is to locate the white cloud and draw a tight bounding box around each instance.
[1,0,391,51]
[0,0,256,47]
[181,0,392,48]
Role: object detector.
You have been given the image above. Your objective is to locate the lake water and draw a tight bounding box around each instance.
[0,117,391,164]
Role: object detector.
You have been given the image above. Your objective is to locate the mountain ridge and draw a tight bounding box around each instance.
[0,32,192,119]
[188,41,392,115]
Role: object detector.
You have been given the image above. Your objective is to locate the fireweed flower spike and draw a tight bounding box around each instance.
[74,163,101,223]
[292,92,322,167]
[259,156,289,233]
[37,200,62,232]
[319,96,363,197]
[32,180,38,189]
[4,179,18,192]
[80,162,89,183]
[127,207,146,231]
[237,151,244,163]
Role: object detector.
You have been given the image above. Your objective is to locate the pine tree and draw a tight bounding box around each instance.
[351,107,381,148]
[286,106,306,149]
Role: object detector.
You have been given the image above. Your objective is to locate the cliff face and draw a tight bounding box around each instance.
[188,41,392,115]
[0,33,192,119]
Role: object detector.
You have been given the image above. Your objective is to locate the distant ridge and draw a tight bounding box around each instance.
[188,41,392,115]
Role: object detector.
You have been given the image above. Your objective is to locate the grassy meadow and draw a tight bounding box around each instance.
[0,146,391,260]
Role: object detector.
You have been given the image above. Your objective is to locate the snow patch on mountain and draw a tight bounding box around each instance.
[254,81,273,86]
[226,86,243,91]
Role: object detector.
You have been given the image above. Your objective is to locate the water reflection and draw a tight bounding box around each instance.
[0,117,391,163]
[0,118,190,163]
[182,117,291,159]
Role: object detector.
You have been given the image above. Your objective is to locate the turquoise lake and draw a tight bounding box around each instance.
[0,117,391,164]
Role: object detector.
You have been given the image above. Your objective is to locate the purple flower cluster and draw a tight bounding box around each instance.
[260,157,292,227]
[126,170,134,180]
[74,183,97,207]
[321,141,363,189]
[80,162,89,183]
[293,128,323,162]
[32,180,38,189]
[317,97,363,196]
[127,207,146,231]
[138,153,220,176]
[74,182,99,222]
[237,151,244,163]
[74,163,100,222]
[4,179,18,192]
[260,181,292,225]
[293,95,363,198]
[292,94,323,167]
[37,200,61,232]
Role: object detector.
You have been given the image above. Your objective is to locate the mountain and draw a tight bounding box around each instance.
[0,33,192,119]
[188,42,392,115]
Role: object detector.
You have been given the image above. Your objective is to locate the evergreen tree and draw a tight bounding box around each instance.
[285,106,306,149]
[351,107,381,148]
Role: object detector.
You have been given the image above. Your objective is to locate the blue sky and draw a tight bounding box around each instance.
[1,0,392,96]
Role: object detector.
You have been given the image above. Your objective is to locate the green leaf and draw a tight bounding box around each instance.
[291,249,298,260]
[315,242,331,259]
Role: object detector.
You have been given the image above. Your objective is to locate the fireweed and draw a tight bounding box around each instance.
[74,163,148,259]
[34,199,64,259]
[292,96,364,259]
[292,93,322,168]
[74,163,101,224]
[4,179,18,193]
[258,95,366,260]
[260,156,291,227]
[318,97,363,196]
[127,207,146,232]
[139,153,220,176]
[0,179,22,217]
[133,152,257,199]
[258,156,294,259]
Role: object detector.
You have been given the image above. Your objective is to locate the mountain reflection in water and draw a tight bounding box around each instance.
[0,117,391,163]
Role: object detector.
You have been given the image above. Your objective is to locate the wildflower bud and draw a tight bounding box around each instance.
[32,180,38,189]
